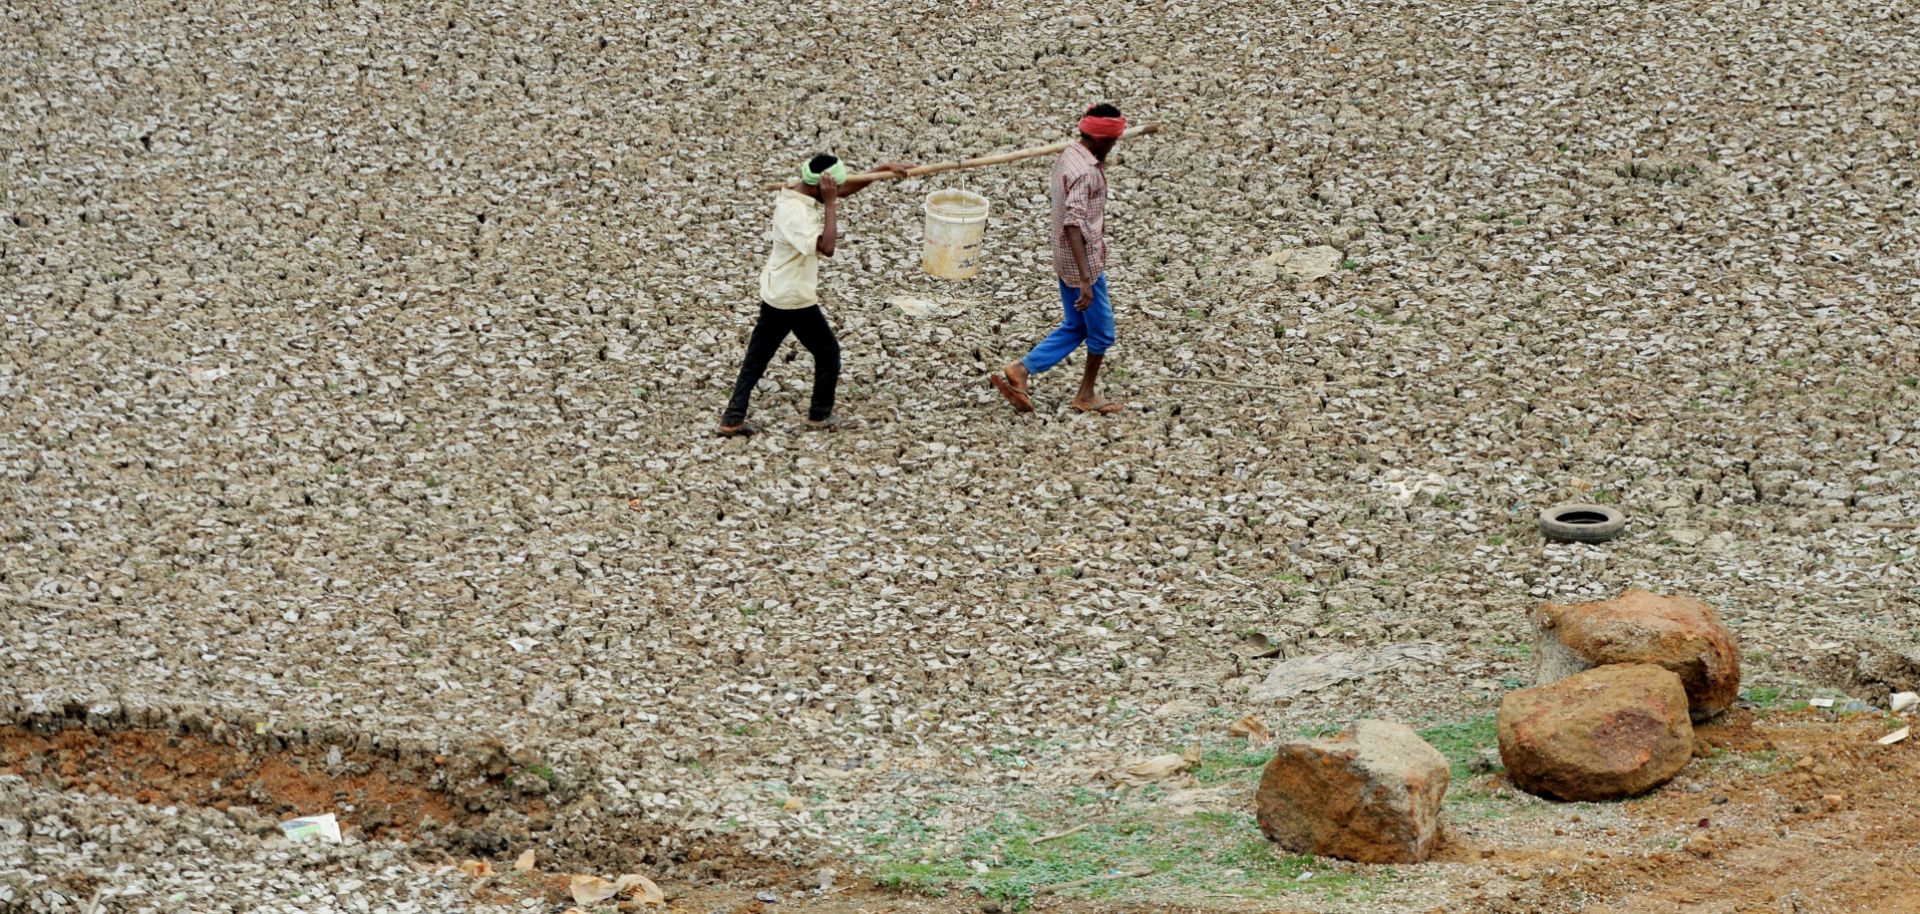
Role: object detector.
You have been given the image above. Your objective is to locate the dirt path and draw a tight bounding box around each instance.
[1508,710,1920,914]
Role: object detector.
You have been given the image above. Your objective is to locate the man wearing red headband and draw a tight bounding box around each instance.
[991,103,1128,415]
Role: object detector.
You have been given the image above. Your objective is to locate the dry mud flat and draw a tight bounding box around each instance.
[5,0,1920,910]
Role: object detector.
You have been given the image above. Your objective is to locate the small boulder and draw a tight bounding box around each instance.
[1534,588,1740,721]
[1254,720,1449,864]
[1499,664,1694,801]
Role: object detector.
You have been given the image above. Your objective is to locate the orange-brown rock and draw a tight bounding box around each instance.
[1534,588,1741,721]
[1499,663,1694,801]
[1254,720,1449,863]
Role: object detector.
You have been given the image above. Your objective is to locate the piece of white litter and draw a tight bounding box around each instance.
[1878,727,1909,746]
[1295,871,1313,881]
[1808,698,1835,708]
[1890,692,1918,714]
[507,637,537,653]
[279,813,341,844]
[890,296,941,318]
[888,294,970,319]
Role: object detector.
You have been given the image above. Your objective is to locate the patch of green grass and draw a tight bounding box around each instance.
[874,860,965,895]
[860,798,1395,909]
[1740,684,1784,708]
[1491,639,1533,661]
[1191,748,1271,784]
[1419,716,1499,781]
[1430,491,1463,511]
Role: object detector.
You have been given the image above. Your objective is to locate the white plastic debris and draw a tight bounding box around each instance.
[889,296,942,318]
[1891,692,1918,714]
[1808,697,1835,708]
[1877,727,1909,746]
[278,813,341,844]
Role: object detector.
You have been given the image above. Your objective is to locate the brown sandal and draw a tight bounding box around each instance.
[990,373,1034,413]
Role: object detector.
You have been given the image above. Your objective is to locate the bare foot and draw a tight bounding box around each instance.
[991,372,1034,412]
[1002,362,1030,395]
[1071,396,1124,415]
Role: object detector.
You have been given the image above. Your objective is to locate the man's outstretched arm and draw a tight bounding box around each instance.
[835,162,916,199]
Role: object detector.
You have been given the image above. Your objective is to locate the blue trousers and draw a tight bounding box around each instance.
[1021,274,1114,374]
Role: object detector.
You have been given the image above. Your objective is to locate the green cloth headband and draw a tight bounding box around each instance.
[801,158,848,186]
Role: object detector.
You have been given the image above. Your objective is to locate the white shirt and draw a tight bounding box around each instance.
[759,189,824,309]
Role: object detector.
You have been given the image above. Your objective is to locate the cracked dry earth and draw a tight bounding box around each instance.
[5,0,1920,911]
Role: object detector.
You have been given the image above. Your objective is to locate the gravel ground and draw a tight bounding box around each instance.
[5,0,1920,908]
[0,775,497,914]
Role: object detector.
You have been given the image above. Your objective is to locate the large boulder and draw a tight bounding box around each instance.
[1534,588,1741,722]
[1499,664,1694,801]
[1254,720,1449,864]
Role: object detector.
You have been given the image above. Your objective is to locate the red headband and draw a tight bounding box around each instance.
[1078,114,1127,139]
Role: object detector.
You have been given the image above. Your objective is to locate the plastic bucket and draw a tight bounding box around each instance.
[922,189,990,280]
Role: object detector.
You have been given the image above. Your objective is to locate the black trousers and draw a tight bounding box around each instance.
[722,303,840,425]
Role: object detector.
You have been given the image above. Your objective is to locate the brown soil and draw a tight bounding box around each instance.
[1514,710,1920,914]
[0,722,805,894]
[0,725,475,840]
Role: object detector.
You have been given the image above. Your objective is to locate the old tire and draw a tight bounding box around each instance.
[1539,503,1626,544]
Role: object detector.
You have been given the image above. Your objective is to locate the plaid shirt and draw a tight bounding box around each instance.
[1049,142,1108,286]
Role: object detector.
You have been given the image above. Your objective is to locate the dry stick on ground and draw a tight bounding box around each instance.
[1862,522,1920,530]
[757,124,1163,191]
[1033,824,1089,845]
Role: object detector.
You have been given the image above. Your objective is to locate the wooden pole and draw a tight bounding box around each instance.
[758,124,1162,191]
